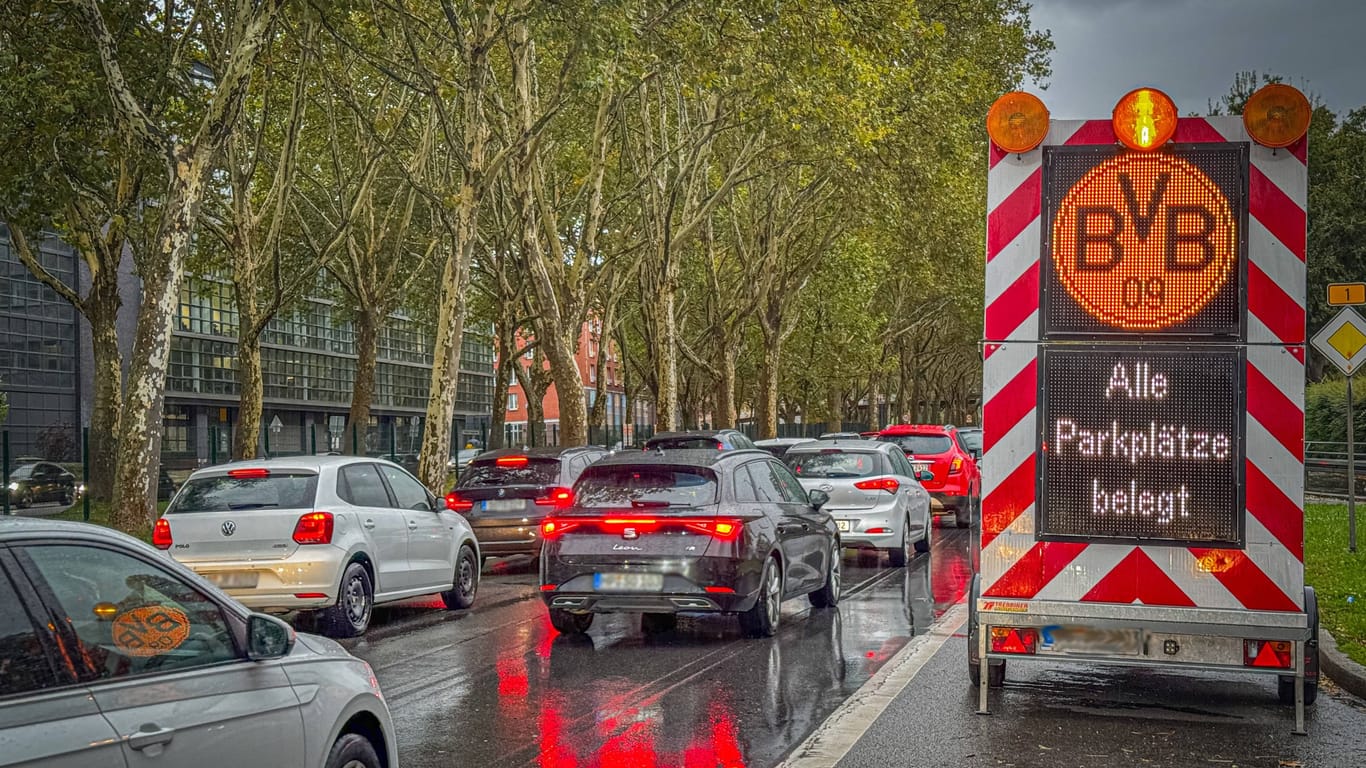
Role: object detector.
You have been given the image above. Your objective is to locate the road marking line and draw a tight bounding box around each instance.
[777,602,968,768]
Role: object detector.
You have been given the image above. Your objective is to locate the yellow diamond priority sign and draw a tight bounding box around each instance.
[1313,307,1366,375]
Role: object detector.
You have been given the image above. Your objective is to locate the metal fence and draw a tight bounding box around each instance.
[1304,441,1366,499]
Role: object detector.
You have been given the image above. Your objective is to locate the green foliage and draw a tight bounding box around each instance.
[1305,378,1366,445]
[1305,504,1366,667]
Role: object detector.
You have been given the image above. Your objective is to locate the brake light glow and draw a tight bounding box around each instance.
[535,487,575,507]
[496,455,529,467]
[865,527,891,534]
[540,584,557,592]
[294,593,328,599]
[990,627,1038,655]
[705,586,736,594]
[152,519,173,550]
[1244,639,1293,669]
[541,519,581,538]
[854,477,900,494]
[684,518,743,540]
[445,492,474,513]
[949,457,964,475]
[227,468,270,479]
[540,516,742,540]
[292,512,334,545]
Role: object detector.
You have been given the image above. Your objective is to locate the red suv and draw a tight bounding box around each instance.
[876,424,981,528]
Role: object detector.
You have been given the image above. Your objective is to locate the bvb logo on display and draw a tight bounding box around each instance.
[1052,153,1237,330]
[112,605,192,657]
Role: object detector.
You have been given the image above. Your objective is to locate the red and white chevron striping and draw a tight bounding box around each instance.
[979,117,1306,611]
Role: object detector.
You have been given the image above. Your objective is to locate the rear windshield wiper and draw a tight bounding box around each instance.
[629,499,674,508]
[228,502,279,510]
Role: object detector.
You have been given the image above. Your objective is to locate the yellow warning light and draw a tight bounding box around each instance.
[1112,88,1178,151]
[1243,83,1311,148]
[987,91,1050,153]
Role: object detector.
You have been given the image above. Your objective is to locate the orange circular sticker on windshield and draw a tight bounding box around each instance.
[1051,153,1237,330]
[111,605,191,657]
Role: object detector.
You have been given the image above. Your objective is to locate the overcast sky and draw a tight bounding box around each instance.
[1025,0,1366,119]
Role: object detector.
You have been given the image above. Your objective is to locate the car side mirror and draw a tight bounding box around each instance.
[808,489,830,508]
[247,613,295,661]
[916,469,934,482]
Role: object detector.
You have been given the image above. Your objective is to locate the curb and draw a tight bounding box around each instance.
[1321,629,1366,702]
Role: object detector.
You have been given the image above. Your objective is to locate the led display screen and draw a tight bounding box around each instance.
[1042,145,1248,338]
[1037,346,1244,545]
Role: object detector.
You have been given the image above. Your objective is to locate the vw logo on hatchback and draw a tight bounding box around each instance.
[221,521,236,537]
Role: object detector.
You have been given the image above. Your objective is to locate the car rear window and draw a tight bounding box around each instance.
[959,431,982,453]
[8,466,33,480]
[647,437,720,450]
[574,465,719,508]
[880,434,954,455]
[460,459,561,487]
[787,451,885,478]
[167,473,319,513]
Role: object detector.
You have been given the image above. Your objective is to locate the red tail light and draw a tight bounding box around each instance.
[535,487,575,507]
[152,519,173,550]
[854,477,900,494]
[684,518,744,540]
[949,457,964,475]
[705,586,736,594]
[990,627,1038,655]
[541,518,581,538]
[445,492,474,513]
[496,455,529,467]
[1244,639,1293,669]
[228,468,270,479]
[293,512,334,545]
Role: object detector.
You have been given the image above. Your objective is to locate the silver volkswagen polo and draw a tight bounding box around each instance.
[156,456,481,637]
[0,517,398,768]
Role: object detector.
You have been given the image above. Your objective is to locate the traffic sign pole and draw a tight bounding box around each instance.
[1350,375,1358,552]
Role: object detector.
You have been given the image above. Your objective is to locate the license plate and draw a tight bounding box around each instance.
[836,519,851,532]
[205,571,258,590]
[911,462,932,473]
[1038,625,1142,656]
[593,572,663,592]
[481,499,524,512]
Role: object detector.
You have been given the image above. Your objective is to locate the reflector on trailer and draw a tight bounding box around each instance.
[987,91,1050,153]
[1112,87,1177,150]
[1243,83,1311,148]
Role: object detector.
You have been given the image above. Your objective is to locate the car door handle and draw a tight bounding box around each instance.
[407,521,419,530]
[128,724,176,751]
[363,519,376,529]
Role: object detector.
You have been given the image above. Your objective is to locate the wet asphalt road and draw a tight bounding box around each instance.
[340,523,973,768]
[340,522,1366,768]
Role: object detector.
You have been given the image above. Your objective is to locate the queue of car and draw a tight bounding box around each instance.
[0,424,978,767]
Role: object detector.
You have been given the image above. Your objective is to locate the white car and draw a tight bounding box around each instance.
[0,517,398,768]
[156,456,480,637]
[783,440,932,566]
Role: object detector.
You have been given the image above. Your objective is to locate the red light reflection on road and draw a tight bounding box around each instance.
[932,536,973,609]
[536,689,745,767]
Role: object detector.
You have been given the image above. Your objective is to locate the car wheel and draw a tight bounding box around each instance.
[16,491,32,509]
[913,522,931,554]
[324,733,382,768]
[739,557,782,638]
[321,562,373,638]
[62,489,75,505]
[887,526,909,568]
[641,613,677,635]
[968,656,1007,688]
[955,498,975,529]
[809,544,841,608]
[549,608,594,635]
[441,545,479,610]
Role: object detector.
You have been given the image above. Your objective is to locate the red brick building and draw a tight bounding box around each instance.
[497,319,653,446]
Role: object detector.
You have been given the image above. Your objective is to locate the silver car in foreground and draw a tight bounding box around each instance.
[157,456,481,637]
[783,440,932,566]
[0,518,398,768]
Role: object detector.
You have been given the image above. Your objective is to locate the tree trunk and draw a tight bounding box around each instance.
[825,384,841,434]
[756,339,781,440]
[111,174,201,533]
[488,319,516,451]
[651,279,678,431]
[232,328,264,459]
[524,375,547,448]
[345,308,380,455]
[867,372,882,432]
[418,243,469,486]
[87,297,122,501]
[712,330,737,429]
[543,330,587,446]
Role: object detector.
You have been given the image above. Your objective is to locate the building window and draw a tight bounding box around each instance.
[589,366,596,383]
[523,346,534,361]
[507,393,518,411]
